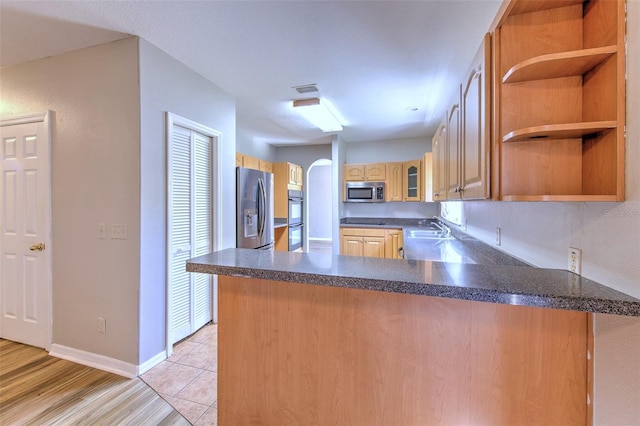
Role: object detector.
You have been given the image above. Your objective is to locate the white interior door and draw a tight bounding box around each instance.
[167,115,215,345]
[0,112,52,349]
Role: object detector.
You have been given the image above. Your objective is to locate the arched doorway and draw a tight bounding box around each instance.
[305,158,333,254]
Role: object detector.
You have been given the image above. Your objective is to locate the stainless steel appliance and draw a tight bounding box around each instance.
[288,190,303,251]
[345,181,385,202]
[288,222,303,251]
[237,167,274,250]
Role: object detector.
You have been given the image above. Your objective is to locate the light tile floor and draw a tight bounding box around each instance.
[141,324,218,425]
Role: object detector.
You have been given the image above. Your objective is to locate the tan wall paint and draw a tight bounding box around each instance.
[0,38,141,363]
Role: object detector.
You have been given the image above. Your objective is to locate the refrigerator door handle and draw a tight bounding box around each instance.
[257,177,266,238]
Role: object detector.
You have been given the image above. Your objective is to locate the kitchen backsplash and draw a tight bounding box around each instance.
[344,201,437,219]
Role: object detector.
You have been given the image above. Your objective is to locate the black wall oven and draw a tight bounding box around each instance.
[288,190,303,251]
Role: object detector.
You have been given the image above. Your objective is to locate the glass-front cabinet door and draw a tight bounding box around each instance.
[403,159,422,201]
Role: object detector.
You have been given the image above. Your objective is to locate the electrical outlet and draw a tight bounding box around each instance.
[568,247,582,275]
[98,317,107,334]
[495,227,501,246]
[98,223,106,239]
[111,224,128,240]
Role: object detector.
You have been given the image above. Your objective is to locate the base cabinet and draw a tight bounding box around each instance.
[340,227,403,259]
[384,229,404,259]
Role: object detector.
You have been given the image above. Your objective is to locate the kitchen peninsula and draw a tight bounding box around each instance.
[187,247,640,425]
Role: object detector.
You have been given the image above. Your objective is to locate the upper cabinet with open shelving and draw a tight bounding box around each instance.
[493,0,625,201]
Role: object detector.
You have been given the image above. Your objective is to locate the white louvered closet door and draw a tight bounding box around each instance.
[169,124,212,344]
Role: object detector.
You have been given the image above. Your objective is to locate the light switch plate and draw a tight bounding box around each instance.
[111,224,128,240]
[98,223,106,239]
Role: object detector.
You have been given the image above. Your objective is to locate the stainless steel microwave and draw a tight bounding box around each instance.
[345,181,385,202]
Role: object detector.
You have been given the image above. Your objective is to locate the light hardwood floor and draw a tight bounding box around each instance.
[0,339,189,425]
[306,239,333,254]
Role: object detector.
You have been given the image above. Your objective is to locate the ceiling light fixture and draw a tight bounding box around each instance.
[292,84,319,94]
[293,98,343,132]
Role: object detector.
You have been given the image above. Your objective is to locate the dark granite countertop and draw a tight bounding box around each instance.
[187,248,640,317]
[340,217,423,229]
[341,217,529,266]
[274,218,288,228]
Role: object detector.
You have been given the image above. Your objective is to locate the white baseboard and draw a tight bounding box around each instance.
[138,350,167,375]
[49,344,139,378]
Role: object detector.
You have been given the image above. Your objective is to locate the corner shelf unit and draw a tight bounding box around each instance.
[502,46,616,84]
[503,121,617,143]
[494,0,625,201]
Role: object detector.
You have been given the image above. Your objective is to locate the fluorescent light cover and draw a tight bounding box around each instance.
[293,98,343,132]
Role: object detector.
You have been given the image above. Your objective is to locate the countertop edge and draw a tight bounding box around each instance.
[187,257,640,317]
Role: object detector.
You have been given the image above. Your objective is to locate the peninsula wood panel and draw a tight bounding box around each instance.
[218,276,589,425]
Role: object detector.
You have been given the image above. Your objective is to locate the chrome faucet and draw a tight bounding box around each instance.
[431,219,451,237]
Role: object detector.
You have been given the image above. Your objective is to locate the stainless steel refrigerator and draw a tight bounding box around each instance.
[236,167,274,250]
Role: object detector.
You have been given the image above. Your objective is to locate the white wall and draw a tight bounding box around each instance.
[236,127,277,162]
[138,39,236,364]
[345,202,437,219]
[0,36,238,368]
[345,137,432,163]
[0,38,141,363]
[274,143,332,170]
[308,164,332,239]
[458,3,640,422]
[332,135,347,253]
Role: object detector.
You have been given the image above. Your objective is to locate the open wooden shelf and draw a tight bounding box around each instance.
[494,0,625,202]
[503,121,617,143]
[508,0,584,16]
[502,194,619,202]
[503,46,616,84]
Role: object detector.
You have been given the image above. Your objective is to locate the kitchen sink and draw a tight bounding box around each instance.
[406,229,452,240]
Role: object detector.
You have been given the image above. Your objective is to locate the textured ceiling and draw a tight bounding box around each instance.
[0,0,502,146]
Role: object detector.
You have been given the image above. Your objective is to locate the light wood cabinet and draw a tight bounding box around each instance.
[274,161,304,222]
[236,152,268,172]
[422,152,433,202]
[242,154,260,170]
[403,159,422,202]
[274,161,303,193]
[494,0,625,201]
[285,162,303,190]
[344,160,425,202]
[274,226,288,252]
[386,162,403,202]
[363,237,385,258]
[340,227,400,259]
[446,99,462,200]
[344,163,386,181]
[433,33,491,201]
[431,121,447,201]
[259,160,273,173]
[384,229,404,259]
[461,33,491,200]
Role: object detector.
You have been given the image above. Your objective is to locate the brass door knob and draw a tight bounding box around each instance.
[30,243,45,251]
